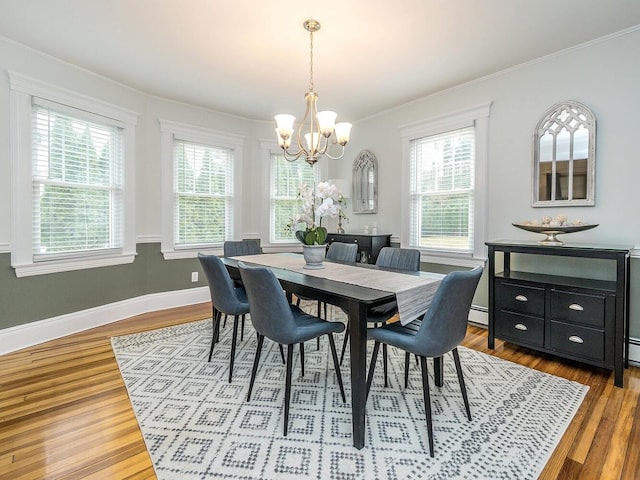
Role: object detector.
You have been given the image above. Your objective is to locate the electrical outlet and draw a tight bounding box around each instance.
[191,271,198,282]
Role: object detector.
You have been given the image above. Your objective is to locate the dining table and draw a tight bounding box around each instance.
[221,253,443,449]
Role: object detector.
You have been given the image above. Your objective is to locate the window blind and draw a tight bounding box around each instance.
[269,153,317,243]
[32,104,124,259]
[409,127,475,253]
[174,140,234,247]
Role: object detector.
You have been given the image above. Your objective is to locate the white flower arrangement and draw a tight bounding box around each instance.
[287,181,346,245]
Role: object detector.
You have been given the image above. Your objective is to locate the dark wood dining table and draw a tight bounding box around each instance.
[221,254,442,449]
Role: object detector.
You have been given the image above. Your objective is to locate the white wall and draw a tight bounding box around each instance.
[338,28,640,248]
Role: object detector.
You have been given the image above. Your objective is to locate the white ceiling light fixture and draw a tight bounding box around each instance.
[275,19,352,167]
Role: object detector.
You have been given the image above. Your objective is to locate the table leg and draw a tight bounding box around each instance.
[348,300,368,450]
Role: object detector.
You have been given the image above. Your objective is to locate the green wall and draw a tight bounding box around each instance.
[1,243,637,340]
[0,243,207,330]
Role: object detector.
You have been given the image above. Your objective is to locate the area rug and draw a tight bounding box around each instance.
[111,305,588,480]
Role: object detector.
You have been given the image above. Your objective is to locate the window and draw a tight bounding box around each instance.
[32,103,124,259]
[401,103,491,263]
[10,72,137,277]
[160,120,244,258]
[269,151,318,243]
[409,127,475,252]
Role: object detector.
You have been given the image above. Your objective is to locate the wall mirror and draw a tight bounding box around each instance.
[532,101,596,207]
[352,149,378,214]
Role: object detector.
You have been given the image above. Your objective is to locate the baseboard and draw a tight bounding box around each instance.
[0,286,210,356]
[629,337,640,367]
[469,305,488,326]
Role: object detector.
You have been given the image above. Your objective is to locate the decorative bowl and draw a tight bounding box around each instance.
[512,223,598,245]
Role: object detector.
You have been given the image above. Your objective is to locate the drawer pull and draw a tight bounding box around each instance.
[514,323,528,331]
[515,295,528,302]
[354,239,358,243]
[568,303,584,311]
[568,335,584,344]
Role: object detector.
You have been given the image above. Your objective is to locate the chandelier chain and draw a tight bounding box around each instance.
[309,29,314,92]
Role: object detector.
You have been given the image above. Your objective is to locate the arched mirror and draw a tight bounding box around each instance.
[532,101,596,207]
[352,150,377,214]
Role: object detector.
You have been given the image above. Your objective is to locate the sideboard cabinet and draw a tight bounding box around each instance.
[327,233,391,264]
[486,240,631,387]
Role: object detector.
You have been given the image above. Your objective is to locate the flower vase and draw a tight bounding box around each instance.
[302,244,326,269]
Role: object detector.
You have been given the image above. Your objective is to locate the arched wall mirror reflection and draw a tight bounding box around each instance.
[532,101,596,207]
[352,150,378,214]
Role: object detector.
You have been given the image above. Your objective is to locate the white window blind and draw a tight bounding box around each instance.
[270,153,317,243]
[174,140,234,247]
[409,127,475,253]
[32,104,124,260]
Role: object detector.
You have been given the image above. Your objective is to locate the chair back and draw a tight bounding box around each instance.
[415,266,483,357]
[224,240,262,257]
[198,253,248,315]
[326,242,358,263]
[239,262,299,345]
[376,247,421,271]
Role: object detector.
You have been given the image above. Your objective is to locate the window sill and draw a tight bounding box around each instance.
[13,253,137,278]
[419,252,486,268]
[162,248,222,260]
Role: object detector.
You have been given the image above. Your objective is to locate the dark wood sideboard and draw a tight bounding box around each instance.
[327,233,391,264]
[486,239,631,387]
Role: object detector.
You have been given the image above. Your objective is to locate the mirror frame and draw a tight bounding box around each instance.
[352,149,378,214]
[532,100,596,207]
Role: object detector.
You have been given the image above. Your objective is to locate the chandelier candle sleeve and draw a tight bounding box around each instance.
[275,19,352,166]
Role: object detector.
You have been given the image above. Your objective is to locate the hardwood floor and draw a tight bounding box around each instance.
[0,302,638,479]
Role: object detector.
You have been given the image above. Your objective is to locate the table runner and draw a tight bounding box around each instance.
[231,253,442,324]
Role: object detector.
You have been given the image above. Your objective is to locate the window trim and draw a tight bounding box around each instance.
[9,72,138,277]
[160,119,245,259]
[400,102,491,265]
[260,139,326,250]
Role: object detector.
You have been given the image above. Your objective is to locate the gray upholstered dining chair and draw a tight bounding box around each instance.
[339,247,421,384]
[198,253,250,383]
[239,261,346,436]
[223,239,262,257]
[365,266,483,457]
[223,240,262,335]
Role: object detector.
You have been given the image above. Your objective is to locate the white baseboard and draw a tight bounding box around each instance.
[629,339,640,367]
[469,306,488,326]
[0,286,210,356]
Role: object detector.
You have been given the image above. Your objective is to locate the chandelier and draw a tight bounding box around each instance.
[275,19,352,166]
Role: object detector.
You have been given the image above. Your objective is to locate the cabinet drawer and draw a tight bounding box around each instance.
[498,282,545,316]
[550,290,605,328]
[495,311,544,347]
[549,320,605,361]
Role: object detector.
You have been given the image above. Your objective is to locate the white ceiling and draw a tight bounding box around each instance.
[1,0,640,122]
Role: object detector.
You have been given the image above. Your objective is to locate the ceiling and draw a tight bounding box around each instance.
[1,0,640,122]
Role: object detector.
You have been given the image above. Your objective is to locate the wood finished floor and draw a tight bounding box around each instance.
[0,302,638,479]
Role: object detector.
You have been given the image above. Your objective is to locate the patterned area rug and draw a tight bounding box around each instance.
[111,305,588,480]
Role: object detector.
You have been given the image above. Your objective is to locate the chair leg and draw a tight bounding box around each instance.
[452,348,472,421]
[404,352,410,388]
[419,356,434,457]
[383,344,389,387]
[366,341,381,399]
[240,314,245,342]
[300,342,305,377]
[208,311,221,362]
[283,344,294,436]
[223,314,227,328]
[327,333,346,403]
[247,334,264,401]
[279,344,286,364]
[339,320,350,365]
[316,301,323,350]
[228,316,239,383]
